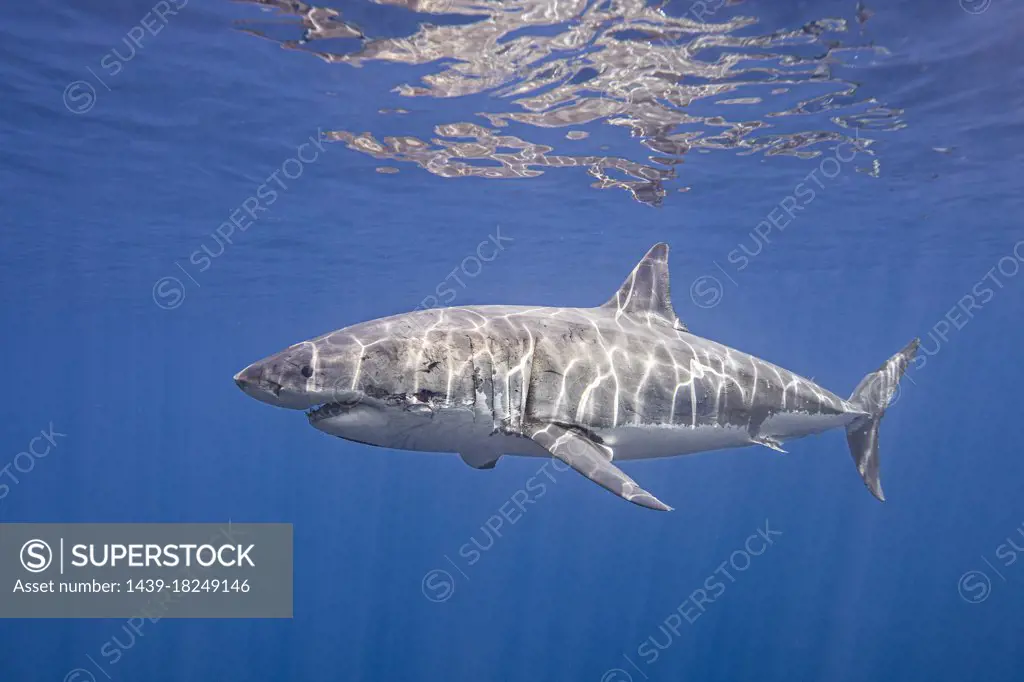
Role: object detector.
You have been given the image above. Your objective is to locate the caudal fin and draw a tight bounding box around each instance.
[846,339,919,501]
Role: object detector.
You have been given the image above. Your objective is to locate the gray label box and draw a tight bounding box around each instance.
[0,523,292,618]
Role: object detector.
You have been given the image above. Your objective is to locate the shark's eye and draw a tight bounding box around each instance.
[300,365,313,378]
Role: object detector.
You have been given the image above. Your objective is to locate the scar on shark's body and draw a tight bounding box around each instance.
[235,243,918,511]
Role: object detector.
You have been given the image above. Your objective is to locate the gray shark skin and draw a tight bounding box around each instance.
[235,244,918,511]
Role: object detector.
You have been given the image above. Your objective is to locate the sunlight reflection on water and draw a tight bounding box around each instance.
[235,0,903,205]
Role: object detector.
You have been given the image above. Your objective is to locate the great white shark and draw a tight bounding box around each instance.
[235,244,918,511]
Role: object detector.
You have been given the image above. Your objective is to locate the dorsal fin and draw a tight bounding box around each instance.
[601,243,687,331]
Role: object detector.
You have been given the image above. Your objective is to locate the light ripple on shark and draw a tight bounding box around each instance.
[236,244,917,510]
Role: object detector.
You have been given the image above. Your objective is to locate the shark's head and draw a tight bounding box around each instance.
[234,325,418,443]
[233,341,330,410]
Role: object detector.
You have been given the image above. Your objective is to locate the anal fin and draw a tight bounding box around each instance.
[527,423,672,511]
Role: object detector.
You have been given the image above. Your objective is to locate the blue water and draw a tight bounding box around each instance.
[3,0,1024,679]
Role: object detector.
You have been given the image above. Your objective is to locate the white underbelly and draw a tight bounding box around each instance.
[311,403,548,457]
[596,424,753,461]
[313,403,856,462]
[761,412,856,438]
[595,411,857,461]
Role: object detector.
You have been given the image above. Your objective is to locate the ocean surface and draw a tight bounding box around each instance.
[2,0,1023,679]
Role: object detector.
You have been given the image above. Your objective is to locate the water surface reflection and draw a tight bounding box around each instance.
[236,0,902,205]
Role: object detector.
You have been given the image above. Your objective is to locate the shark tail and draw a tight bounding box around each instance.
[845,339,919,502]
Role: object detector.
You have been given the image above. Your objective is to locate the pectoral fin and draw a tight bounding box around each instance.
[459,451,500,470]
[527,423,672,511]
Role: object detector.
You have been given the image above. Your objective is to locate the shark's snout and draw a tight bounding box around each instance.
[233,362,285,406]
[233,344,320,410]
[233,365,263,391]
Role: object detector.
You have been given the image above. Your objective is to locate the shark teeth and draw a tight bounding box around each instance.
[306,402,343,423]
[307,397,365,423]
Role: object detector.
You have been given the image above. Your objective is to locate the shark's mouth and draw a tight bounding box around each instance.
[306,399,362,424]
